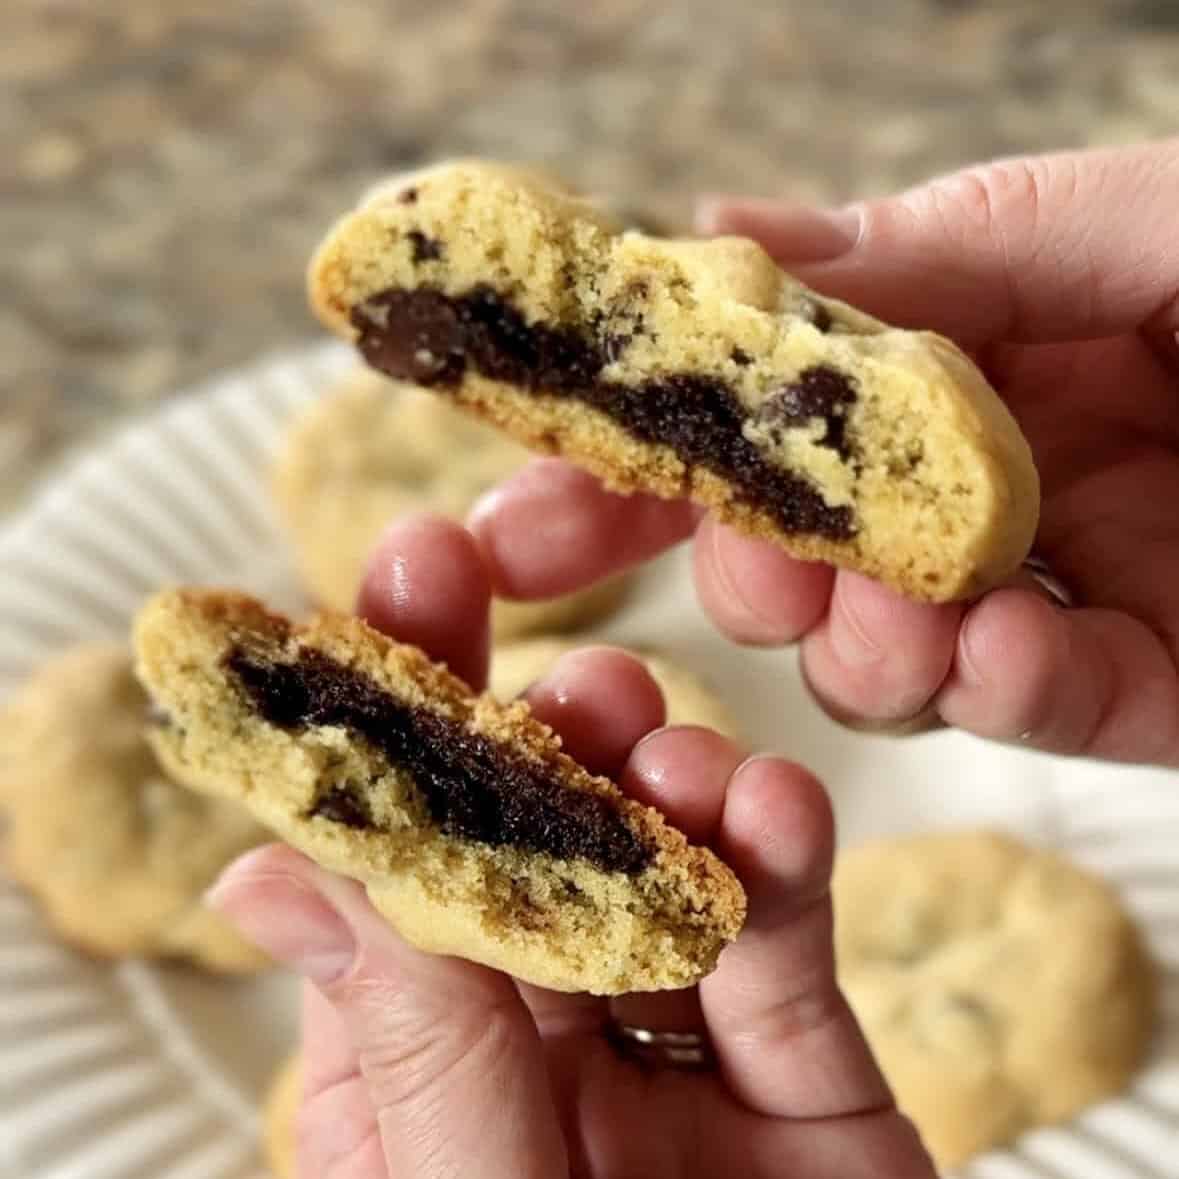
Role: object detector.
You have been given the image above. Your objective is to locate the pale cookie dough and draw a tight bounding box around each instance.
[833,830,1156,1169]
[309,159,1040,602]
[263,1053,301,1179]
[0,645,269,972]
[491,637,743,741]
[134,590,746,994]
[273,367,630,636]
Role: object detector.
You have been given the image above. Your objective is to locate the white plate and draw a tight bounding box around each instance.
[0,344,1176,1178]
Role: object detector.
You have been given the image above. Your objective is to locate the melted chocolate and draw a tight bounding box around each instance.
[756,367,857,460]
[225,648,650,874]
[407,230,444,264]
[352,285,856,539]
[310,786,371,829]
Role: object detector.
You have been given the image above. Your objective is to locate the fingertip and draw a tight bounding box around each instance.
[621,725,747,843]
[693,517,833,646]
[524,646,666,776]
[938,587,1071,742]
[467,458,695,598]
[356,512,491,690]
[721,756,835,909]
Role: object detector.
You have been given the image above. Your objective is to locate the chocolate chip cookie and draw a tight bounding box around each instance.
[273,366,629,636]
[491,637,743,742]
[0,645,269,972]
[133,590,746,994]
[309,159,1039,602]
[833,830,1156,1168]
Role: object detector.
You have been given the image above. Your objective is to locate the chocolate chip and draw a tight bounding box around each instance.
[730,347,752,366]
[309,785,372,829]
[757,366,857,460]
[800,297,833,333]
[224,648,651,874]
[397,187,418,204]
[407,230,444,264]
[351,287,856,539]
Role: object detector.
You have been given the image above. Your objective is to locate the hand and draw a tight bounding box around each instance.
[468,140,1179,767]
[207,516,934,1179]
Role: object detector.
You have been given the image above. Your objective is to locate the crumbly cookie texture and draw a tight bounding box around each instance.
[133,590,746,994]
[491,637,743,742]
[0,645,269,972]
[309,159,1040,602]
[833,830,1156,1169]
[273,367,629,636]
[262,1053,300,1179]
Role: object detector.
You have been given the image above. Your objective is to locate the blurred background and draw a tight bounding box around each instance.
[4,0,1178,517]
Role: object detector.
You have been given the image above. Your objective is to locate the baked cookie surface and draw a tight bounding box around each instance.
[273,367,629,636]
[833,830,1156,1169]
[0,644,269,971]
[133,590,746,994]
[491,637,743,742]
[309,159,1039,601]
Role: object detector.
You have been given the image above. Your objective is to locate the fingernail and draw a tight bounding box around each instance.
[694,198,863,262]
[205,871,356,984]
[829,576,883,668]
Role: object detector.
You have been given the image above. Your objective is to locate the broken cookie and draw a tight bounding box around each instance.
[133,589,745,994]
[308,159,1039,602]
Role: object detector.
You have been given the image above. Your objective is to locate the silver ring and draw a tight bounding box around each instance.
[1021,555,1075,608]
[609,1023,713,1070]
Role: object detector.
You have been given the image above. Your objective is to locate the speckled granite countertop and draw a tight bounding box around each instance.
[4,0,1178,518]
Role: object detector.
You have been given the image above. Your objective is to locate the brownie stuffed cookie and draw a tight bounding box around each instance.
[134,590,745,995]
[308,159,1039,602]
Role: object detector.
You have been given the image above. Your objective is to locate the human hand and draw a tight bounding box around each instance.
[207,515,934,1179]
[468,140,1179,767]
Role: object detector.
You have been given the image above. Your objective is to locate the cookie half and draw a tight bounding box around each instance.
[133,590,746,994]
[0,644,269,972]
[273,367,630,636]
[309,159,1039,601]
[833,830,1156,1168]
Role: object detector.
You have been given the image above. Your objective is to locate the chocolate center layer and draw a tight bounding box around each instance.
[352,285,855,539]
[225,648,650,874]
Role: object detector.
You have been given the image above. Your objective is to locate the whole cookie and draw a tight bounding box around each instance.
[134,589,746,994]
[833,830,1156,1169]
[491,637,743,741]
[262,1053,301,1179]
[309,159,1039,602]
[273,367,629,637]
[0,645,269,972]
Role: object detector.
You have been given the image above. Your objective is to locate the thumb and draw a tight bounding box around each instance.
[208,845,568,1179]
[699,139,1179,348]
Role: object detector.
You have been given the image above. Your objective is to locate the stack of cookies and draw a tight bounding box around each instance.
[0,159,1158,1178]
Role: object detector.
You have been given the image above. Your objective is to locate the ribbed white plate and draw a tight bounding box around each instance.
[0,344,1176,1178]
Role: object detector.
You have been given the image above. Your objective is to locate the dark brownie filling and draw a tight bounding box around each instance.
[224,648,651,874]
[352,284,855,538]
[755,367,858,461]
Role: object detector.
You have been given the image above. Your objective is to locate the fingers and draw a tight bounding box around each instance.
[468,458,697,598]
[356,513,491,691]
[935,589,1179,765]
[692,517,833,645]
[208,845,567,1179]
[700,757,892,1120]
[700,139,1179,346]
[800,572,963,727]
[609,726,747,1036]
[522,647,666,777]
[299,984,387,1179]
